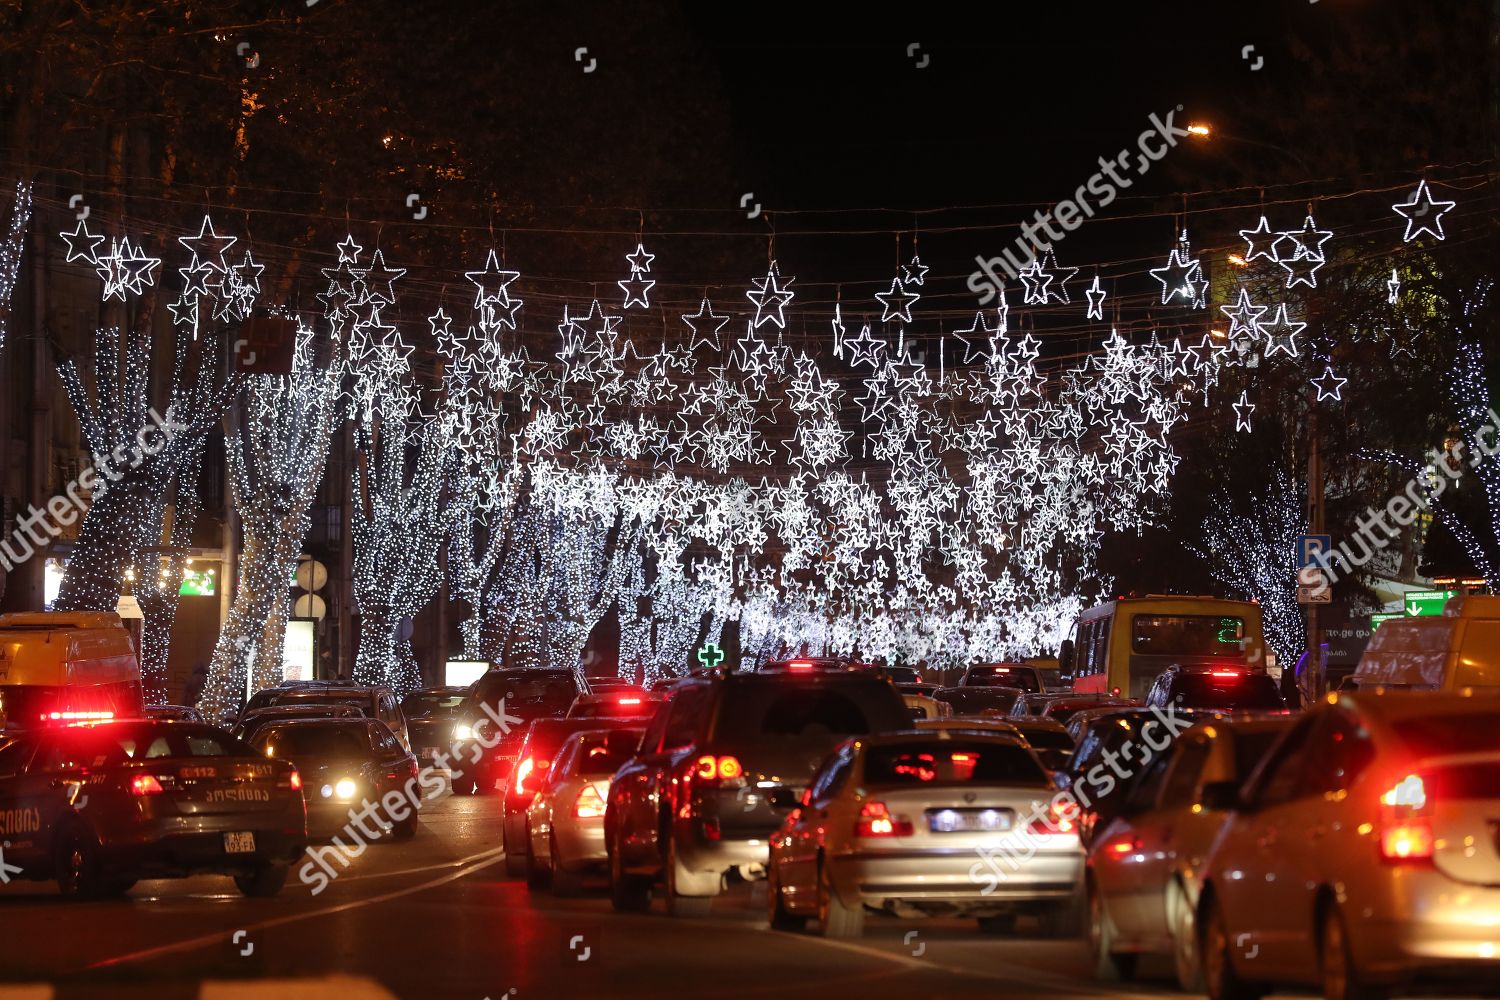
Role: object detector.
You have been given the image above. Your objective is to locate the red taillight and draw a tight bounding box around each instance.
[788,661,814,672]
[854,801,913,838]
[131,774,164,796]
[694,754,744,782]
[44,710,115,724]
[1028,800,1080,836]
[1210,670,1241,679]
[513,756,536,795]
[573,785,606,819]
[289,771,302,791]
[619,697,641,705]
[1110,687,1121,696]
[1379,774,1433,862]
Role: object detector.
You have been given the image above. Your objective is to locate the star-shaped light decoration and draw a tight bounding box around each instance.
[843,324,886,369]
[619,242,656,309]
[1238,215,1279,263]
[1386,268,1401,304]
[953,309,999,365]
[682,297,730,353]
[1149,231,1204,306]
[1039,251,1078,304]
[874,274,919,324]
[464,249,519,309]
[1261,304,1306,358]
[746,261,795,330]
[1312,365,1348,402]
[1392,179,1455,242]
[336,235,364,264]
[1085,274,1107,321]
[178,215,237,271]
[1233,390,1256,432]
[902,254,929,287]
[59,219,105,265]
[1018,259,1052,305]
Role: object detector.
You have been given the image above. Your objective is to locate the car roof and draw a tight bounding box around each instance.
[856,729,1034,747]
[1005,716,1068,733]
[256,716,371,729]
[1340,690,1500,722]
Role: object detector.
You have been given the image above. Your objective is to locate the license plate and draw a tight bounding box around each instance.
[223,831,256,854]
[927,808,1013,833]
[421,747,439,758]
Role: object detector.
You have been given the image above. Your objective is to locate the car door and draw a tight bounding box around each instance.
[1102,744,1174,936]
[781,744,854,907]
[0,737,43,869]
[21,734,109,870]
[1127,733,1214,945]
[1209,714,1318,979]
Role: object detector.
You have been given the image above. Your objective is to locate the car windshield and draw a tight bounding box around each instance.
[863,741,1049,787]
[254,724,371,759]
[964,666,1040,692]
[1171,673,1284,710]
[1132,615,1246,656]
[1229,726,1292,780]
[713,682,909,743]
[403,692,465,718]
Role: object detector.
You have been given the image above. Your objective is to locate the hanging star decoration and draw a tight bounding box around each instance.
[1017,259,1051,305]
[1312,365,1348,402]
[1149,231,1206,307]
[1386,268,1401,305]
[1038,250,1078,305]
[59,219,105,265]
[874,272,920,324]
[1085,274,1107,321]
[1261,304,1307,359]
[1238,215,1278,263]
[682,297,729,353]
[1219,289,1267,365]
[619,242,657,309]
[746,261,795,330]
[1233,390,1256,432]
[1392,179,1455,242]
[1274,215,1332,289]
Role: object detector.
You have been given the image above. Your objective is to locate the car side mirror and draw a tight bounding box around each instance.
[768,786,800,810]
[1200,780,1244,812]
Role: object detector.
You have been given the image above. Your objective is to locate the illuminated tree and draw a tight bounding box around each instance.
[0,179,31,352]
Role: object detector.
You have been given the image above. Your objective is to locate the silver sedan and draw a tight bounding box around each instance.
[767,731,1084,938]
[524,727,642,893]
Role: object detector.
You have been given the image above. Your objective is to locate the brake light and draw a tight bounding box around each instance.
[854,800,913,838]
[788,661,814,672]
[1028,799,1079,836]
[288,771,302,791]
[573,785,606,819]
[1210,671,1241,679]
[131,774,164,796]
[1110,687,1121,696]
[1379,774,1434,862]
[44,710,114,723]
[694,754,744,782]
[513,756,535,795]
[619,697,641,706]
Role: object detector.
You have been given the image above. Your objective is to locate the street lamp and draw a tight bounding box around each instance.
[1182,121,1313,173]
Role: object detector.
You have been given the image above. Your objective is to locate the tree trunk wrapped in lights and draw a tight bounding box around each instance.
[351,388,451,694]
[0,179,32,353]
[448,464,525,660]
[199,361,342,722]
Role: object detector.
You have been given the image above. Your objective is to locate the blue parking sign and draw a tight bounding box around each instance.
[1297,534,1332,569]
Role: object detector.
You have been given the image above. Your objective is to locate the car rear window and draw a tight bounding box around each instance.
[965,666,1040,692]
[573,736,639,777]
[253,724,371,758]
[1013,727,1073,752]
[864,742,1049,786]
[713,681,909,743]
[276,691,375,711]
[1390,713,1500,759]
[472,672,578,712]
[1171,673,1284,710]
[936,688,1023,714]
[403,693,466,717]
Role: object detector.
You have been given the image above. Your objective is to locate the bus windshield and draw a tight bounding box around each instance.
[1132,615,1245,656]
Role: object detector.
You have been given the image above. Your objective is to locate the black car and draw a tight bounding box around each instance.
[450,668,589,796]
[0,721,306,898]
[401,687,469,775]
[934,685,1025,716]
[1142,665,1287,713]
[959,663,1045,692]
[605,669,910,915]
[250,718,420,839]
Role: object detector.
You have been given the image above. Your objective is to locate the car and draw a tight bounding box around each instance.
[1142,664,1287,713]
[881,666,925,686]
[450,667,589,796]
[1353,593,1500,691]
[1002,717,1078,773]
[0,720,306,898]
[0,612,143,731]
[754,657,851,673]
[1065,708,1204,842]
[1084,716,1295,988]
[566,690,663,720]
[262,684,412,751]
[501,716,641,876]
[766,731,1085,938]
[1011,692,1138,723]
[902,693,951,721]
[933,685,1026,717]
[523,726,644,893]
[587,677,637,692]
[960,662,1046,692]
[229,703,366,745]
[249,717,420,840]
[606,669,910,916]
[143,705,203,723]
[894,682,942,698]
[1197,693,1500,1000]
[400,687,468,776]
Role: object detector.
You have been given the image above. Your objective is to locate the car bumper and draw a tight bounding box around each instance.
[675,824,773,877]
[101,816,306,876]
[1349,873,1500,983]
[832,846,1083,909]
[546,816,607,871]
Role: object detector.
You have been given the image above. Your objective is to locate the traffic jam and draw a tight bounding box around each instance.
[0,597,1496,999]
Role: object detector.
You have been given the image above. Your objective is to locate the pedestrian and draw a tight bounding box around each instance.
[183,661,208,707]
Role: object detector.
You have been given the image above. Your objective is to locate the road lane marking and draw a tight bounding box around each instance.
[308,845,505,884]
[87,851,506,970]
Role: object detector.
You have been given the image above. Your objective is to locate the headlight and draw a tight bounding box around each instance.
[334,778,358,800]
[454,723,475,740]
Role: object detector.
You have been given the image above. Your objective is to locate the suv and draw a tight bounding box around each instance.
[605,670,909,916]
[266,685,410,750]
[1143,664,1286,713]
[451,668,588,796]
[960,663,1045,692]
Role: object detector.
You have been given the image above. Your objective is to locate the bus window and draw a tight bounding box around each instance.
[1092,616,1112,675]
[1132,615,1245,656]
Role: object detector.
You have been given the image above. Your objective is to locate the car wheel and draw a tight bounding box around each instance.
[1171,881,1204,993]
[1087,881,1137,981]
[550,835,584,897]
[1202,897,1267,1000]
[393,815,418,840]
[608,829,652,913]
[665,834,714,917]
[525,839,551,890]
[766,861,806,931]
[816,857,864,938]
[1321,905,1387,1000]
[977,914,1018,934]
[55,827,108,900]
[234,862,289,898]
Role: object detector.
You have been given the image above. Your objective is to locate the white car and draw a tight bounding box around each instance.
[524,727,641,893]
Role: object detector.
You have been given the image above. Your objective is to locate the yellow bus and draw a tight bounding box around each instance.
[0,612,142,731]
[1060,596,1266,699]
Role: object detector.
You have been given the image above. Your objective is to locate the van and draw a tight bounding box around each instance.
[1353,594,1500,692]
[0,612,143,730]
